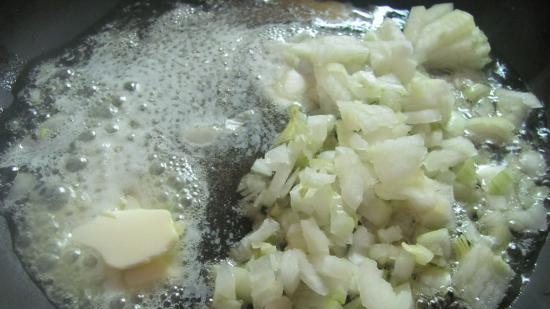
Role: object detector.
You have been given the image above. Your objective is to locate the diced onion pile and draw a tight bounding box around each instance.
[213,4,548,309]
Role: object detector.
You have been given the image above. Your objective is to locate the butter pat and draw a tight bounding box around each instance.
[72,209,178,270]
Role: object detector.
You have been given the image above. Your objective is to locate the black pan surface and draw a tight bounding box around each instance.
[0,1,549,309]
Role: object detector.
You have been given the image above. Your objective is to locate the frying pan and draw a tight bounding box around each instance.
[0,0,549,309]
